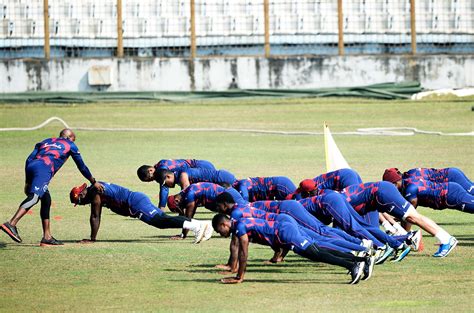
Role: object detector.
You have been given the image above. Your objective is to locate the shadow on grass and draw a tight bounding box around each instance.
[168,278,346,284]
[0,242,7,249]
[438,222,474,226]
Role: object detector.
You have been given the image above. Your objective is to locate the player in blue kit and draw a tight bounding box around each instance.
[383,168,474,214]
[386,167,474,195]
[212,214,373,285]
[166,183,246,239]
[343,181,457,257]
[137,159,216,210]
[289,168,363,199]
[69,182,213,244]
[1,129,104,246]
[297,190,420,263]
[216,192,372,264]
[233,176,299,202]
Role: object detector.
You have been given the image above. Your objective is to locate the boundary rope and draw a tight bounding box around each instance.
[0,117,472,137]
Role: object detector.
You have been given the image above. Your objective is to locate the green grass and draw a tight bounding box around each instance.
[0,97,473,312]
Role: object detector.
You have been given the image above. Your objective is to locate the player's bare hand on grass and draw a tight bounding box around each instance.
[218,270,236,275]
[79,239,95,244]
[220,277,242,284]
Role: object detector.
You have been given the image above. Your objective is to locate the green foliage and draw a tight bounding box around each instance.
[0,98,472,312]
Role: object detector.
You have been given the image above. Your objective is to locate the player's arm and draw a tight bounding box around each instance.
[174,201,197,239]
[179,172,190,189]
[70,145,104,193]
[221,234,248,284]
[81,194,102,243]
[215,233,239,272]
[25,142,40,169]
[158,185,169,210]
[237,181,250,201]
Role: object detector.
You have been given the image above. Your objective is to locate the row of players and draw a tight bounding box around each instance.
[2,129,473,284]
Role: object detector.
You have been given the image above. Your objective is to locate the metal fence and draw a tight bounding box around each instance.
[1,0,473,59]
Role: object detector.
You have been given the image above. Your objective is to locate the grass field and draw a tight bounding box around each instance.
[0,97,473,312]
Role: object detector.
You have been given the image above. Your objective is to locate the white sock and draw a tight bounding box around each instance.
[183,219,200,232]
[434,229,451,244]
[381,220,397,234]
[393,223,408,235]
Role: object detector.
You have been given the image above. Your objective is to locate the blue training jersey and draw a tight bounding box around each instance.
[232,217,279,247]
[97,181,135,217]
[181,183,246,211]
[26,137,93,179]
[312,169,362,191]
[401,178,448,209]
[403,168,450,183]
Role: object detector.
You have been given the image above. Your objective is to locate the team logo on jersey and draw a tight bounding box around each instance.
[34,186,40,191]
[300,239,308,247]
[43,143,63,149]
[387,206,395,213]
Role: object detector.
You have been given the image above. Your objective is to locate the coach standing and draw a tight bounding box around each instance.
[1,129,103,246]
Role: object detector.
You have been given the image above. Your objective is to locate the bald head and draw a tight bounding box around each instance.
[59,128,76,142]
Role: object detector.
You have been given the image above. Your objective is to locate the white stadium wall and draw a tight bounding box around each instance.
[0,55,472,92]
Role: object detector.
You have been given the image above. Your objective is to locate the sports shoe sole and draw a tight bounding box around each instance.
[0,223,22,243]
[391,246,411,262]
[375,247,394,265]
[194,224,208,244]
[362,256,375,281]
[350,262,364,285]
[409,230,422,251]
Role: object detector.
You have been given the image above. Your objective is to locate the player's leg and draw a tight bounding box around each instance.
[38,191,62,246]
[299,225,368,254]
[340,169,363,187]
[446,182,474,213]
[322,193,386,248]
[194,160,216,170]
[131,192,212,243]
[447,168,474,195]
[277,222,368,283]
[217,170,236,188]
[274,177,297,200]
[280,201,362,244]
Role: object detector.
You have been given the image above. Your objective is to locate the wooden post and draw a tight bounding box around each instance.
[43,0,50,59]
[117,0,124,57]
[264,0,270,57]
[410,0,417,55]
[337,0,344,55]
[190,0,197,59]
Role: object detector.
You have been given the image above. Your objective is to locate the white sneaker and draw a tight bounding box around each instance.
[201,220,213,242]
[407,230,422,251]
[193,222,207,244]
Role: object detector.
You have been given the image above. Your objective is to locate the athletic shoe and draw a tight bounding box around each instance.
[39,237,64,247]
[193,222,208,244]
[433,237,458,258]
[406,230,422,251]
[375,246,394,265]
[361,239,373,251]
[1,222,22,243]
[349,261,364,285]
[362,255,375,281]
[201,220,213,242]
[391,245,411,262]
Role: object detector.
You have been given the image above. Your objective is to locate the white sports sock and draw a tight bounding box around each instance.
[434,229,451,245]
[393,222,408,235]
[183,219,200,232]
[381,220,397,234]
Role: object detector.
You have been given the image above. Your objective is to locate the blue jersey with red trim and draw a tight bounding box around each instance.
[155,159,194,180]
[181,182,224,211]
[312,169,362,191]
[401,178,448,209]
[232,217,279,247]
[233,177,287,202]
[26,137,93,179]
[342,182,381,213]
[184,168,223,185]
[250,200,281,213]
[98,181,135,217]
[403,168,450,183]
[230,204,277,221]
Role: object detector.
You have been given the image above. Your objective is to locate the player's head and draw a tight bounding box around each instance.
[212,213,231,237]
[59,128,76,142]
[295,179,318,198]
[167,193,184,214]
[137,165,155,182]
[215,192,236,213]
[382,168,403,189]
[157,169,175,187]
[69,183,90,206]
